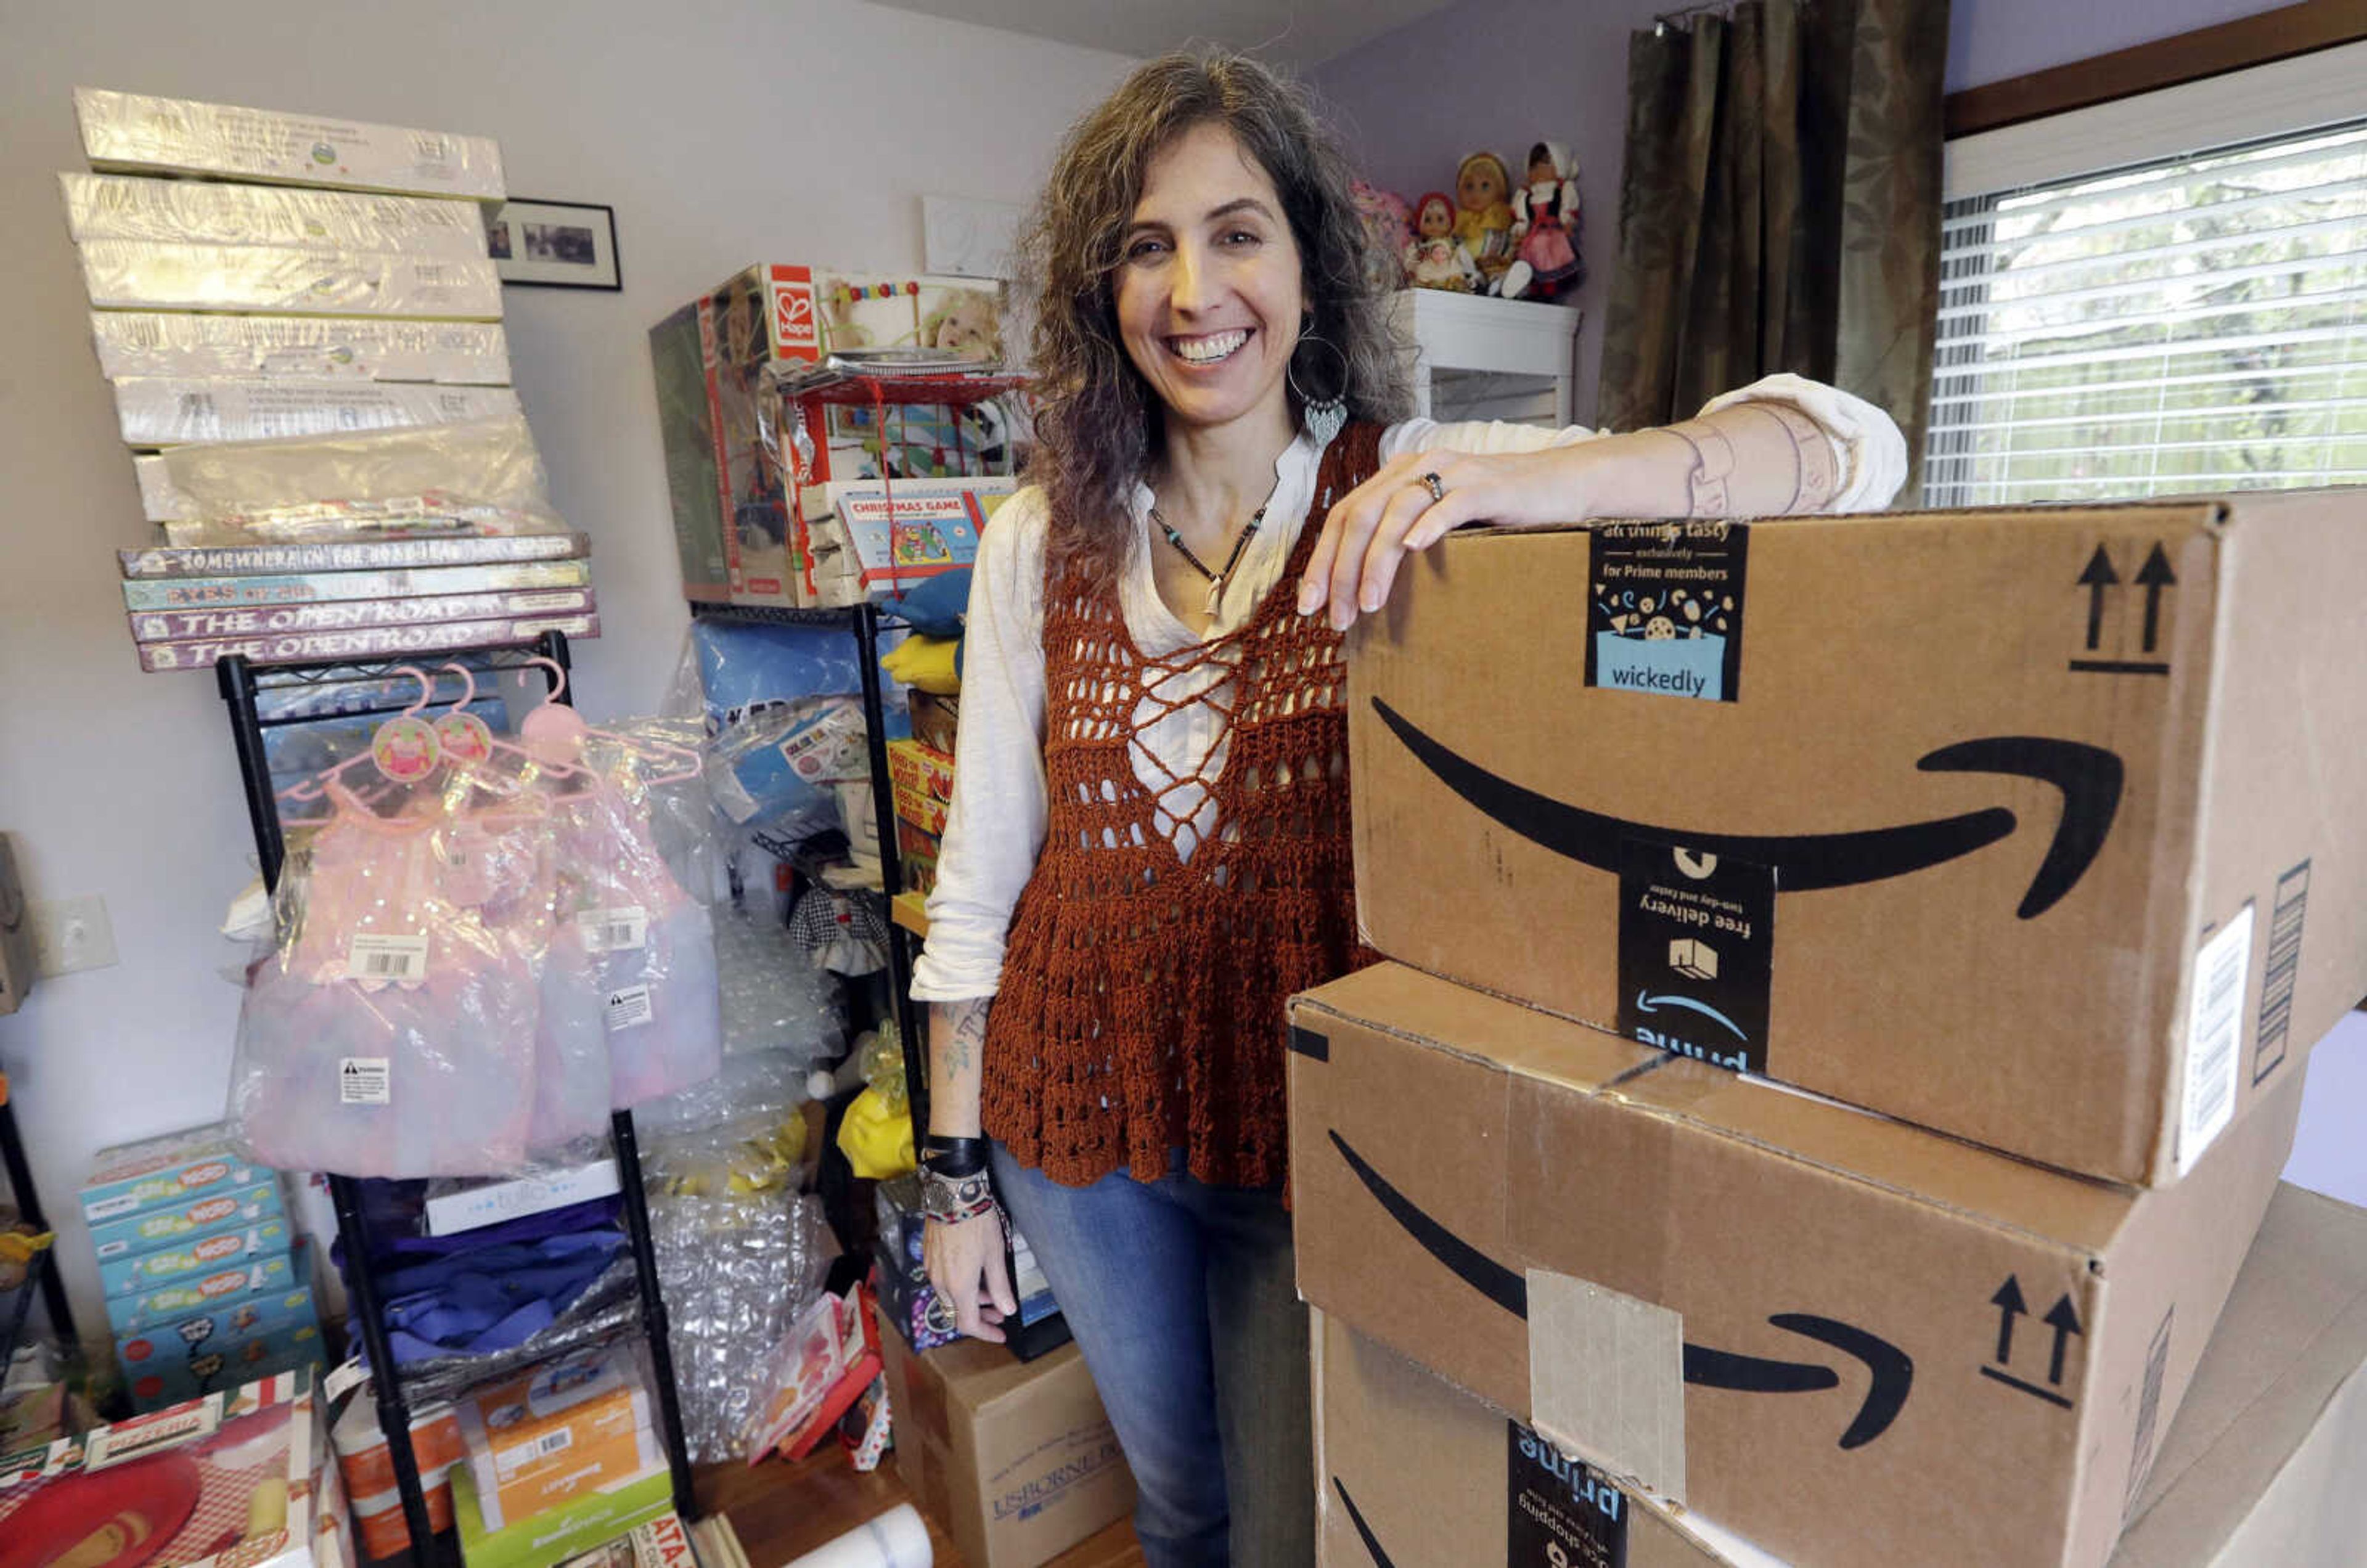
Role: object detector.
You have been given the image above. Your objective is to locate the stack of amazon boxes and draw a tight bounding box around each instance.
[1294,494,2367,1566]
[60,89,598,673]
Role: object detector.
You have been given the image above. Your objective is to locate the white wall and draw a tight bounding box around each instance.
[0,0,1134,1345]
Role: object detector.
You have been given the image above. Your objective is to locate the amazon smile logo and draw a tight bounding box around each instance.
[1369,698,2122,919]
[1327,1130,1913,1450]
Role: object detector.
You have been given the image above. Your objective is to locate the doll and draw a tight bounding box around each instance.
[1452,151,1517,287]
[1403,192,1482,293]
[1501,141,1583,300]
[1351,179,1416,291]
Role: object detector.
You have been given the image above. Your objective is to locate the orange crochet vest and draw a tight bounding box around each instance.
[982,422,1385,1190]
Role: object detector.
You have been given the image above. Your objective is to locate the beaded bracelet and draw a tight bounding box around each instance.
[918,1166,997,1225]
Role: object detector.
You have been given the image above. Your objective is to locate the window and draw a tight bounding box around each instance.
[1926,46,2367,507]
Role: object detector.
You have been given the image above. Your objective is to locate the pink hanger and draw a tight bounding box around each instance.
[516,656,703,786]
[277,666,441,806]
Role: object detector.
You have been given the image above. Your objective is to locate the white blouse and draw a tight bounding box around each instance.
[909,373,1908,1002]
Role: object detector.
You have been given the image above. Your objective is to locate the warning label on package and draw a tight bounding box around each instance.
[1506,1424,1627,1567]
[1617,841,1776,1074]
[1586,521,1749,701]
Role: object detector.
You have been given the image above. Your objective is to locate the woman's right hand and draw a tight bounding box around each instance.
[924,1206,1018,1342]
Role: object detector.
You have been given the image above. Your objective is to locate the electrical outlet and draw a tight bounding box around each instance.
[30,894,118,977]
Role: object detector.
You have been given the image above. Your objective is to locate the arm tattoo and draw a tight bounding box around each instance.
[945,998,990,1074]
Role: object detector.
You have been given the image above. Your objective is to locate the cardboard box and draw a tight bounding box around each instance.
[0,835,32,1018]
[75,88,505,199]
[118,530,588,580]
[120,1321,323,1411]
[61,173,492,257]
[878,1334,1135,1568]
[652,263,1008,606]
[457,1341,654,1527]
[97,1217,292,1298]
[90,311,512,384]
[1287,962,2306,1568]
[0,1368,327,1568]
[423,1157,622,1236]
[332,1389,465,1497]
[115,1282,318,1384]
[896,817,943,899]
[351,1474,456,1560]
[452,1460,672,1568]
[110,377,520,447]
[907,688,959,755]
[468,1419,664,1532]
[1347,496,2367,1183]
[133,589,592,643]
[78,240,504,318]
[88,1175,286,1259]
[136,611,599,672]
[81,1121,269,1222]
[887,738,955,836]
[110,1247,303,1332]
[798,478,1007,607]
[1314,1183,2367,1568]
[553,1511,696,1568]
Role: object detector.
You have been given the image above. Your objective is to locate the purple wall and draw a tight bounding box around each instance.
[1307,0,2292,425]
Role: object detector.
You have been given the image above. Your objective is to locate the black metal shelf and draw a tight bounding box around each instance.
[0,1249,49,1374]
[0,1084,76,1370]
[215,627,699,1553]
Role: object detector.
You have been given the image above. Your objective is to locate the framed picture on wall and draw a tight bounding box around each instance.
[486,198,621,290]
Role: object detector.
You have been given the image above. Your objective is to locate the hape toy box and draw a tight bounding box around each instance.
[649,263,1009,606]
[0,1368,329,1568]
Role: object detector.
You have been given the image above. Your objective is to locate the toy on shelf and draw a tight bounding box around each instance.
[1501,140,1583,301]
[1452,151,1516,289]
[1403,192,1481,294]
[1351,179,1415,291]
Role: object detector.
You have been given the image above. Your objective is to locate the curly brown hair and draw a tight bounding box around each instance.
[1018,51,1410,587]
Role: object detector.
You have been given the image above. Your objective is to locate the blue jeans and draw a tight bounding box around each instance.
[991,1144,1313,1568]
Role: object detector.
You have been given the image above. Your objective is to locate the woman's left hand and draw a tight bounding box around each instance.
[1296,439,1649,631]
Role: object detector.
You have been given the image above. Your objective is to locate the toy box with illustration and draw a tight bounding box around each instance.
[452,1457,671,1568]
[554,1511,695,1568]
[108,1249,301,1334]
[110,377,520,447]
[75,88,506,200]
[137,611,600,672]
[798,478,1008,607]
[120,531,589,580]
[650,263,1009,606]
[134,588,592,643]
[99,1217,293,1299]
[886,738,955,836]
[61,172,493,258]
[742,1284,881,1464]
[81,1122,271,1225]
[457,1341,657,1529]
[78,240,504,319]
[114,1283,319,1373]
[121,1321,324,1411]
[123,559,589,614]
[90,311,512,385]
[88,1177,286,1262]
[331,1389,465,1498]
[0,1366,329,1568]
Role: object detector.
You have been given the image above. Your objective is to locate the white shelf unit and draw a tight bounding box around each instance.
[1386,288,1584,429]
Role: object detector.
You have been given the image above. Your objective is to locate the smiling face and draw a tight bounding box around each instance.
[1113,120,1306,441]
[1417,197,1453,239]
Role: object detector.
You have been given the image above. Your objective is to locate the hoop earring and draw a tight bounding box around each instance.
[1290,325,1351,448]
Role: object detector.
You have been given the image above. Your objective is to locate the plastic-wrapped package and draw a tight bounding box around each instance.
[91,311,512,385]
[645,1183,830,1461]
[384,1264,643,1407]
[686,618,865,735]
[153,415,565,541]
[711,894,844,1061]
[61,172,494,256]
[230,787,549,1176]
[703,696,865,829]
[632,1047,813,1140]
[112,378,521,449]
[132,453,193,521]
[74,88,506,200]
[78,239,504,317]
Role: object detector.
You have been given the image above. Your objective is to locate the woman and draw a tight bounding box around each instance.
[912,51,1905,1567]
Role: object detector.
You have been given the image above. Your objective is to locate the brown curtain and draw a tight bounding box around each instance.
[1599,0,1949,496]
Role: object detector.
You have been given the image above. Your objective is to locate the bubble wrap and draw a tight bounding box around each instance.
[647,1186,830,1462]
[713,896,843,1060]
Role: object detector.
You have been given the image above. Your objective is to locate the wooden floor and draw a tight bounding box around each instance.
[697,1448,1146,1567]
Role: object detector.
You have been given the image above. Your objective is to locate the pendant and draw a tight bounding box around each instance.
[1204,576,1224,619]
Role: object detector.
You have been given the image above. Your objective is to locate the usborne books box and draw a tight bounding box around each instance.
[1287,963,2305,1568]
[1312,1183,2367,1568]
[1347,494,2367,1184]
[878,1332,1134,1568]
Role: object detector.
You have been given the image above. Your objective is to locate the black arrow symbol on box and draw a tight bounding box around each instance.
[2078,545,2119,650]
[1991,1275,2028,1364]
[1327,1130,1914,1448]
[2135,543,2176,653]
[2043,1293,2085,1385]
[1370,699,2124,920]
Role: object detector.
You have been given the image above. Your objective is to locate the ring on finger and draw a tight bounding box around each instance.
[1420,471,1446,504]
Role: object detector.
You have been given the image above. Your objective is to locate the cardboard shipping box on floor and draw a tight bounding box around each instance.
[1287,963,2306,1568]
[1347,494,2367,1184]
[877,1328,1135,1568]
[1312,1182,2367,1568]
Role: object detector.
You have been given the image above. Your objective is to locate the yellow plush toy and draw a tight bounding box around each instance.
[881,634,961,695]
